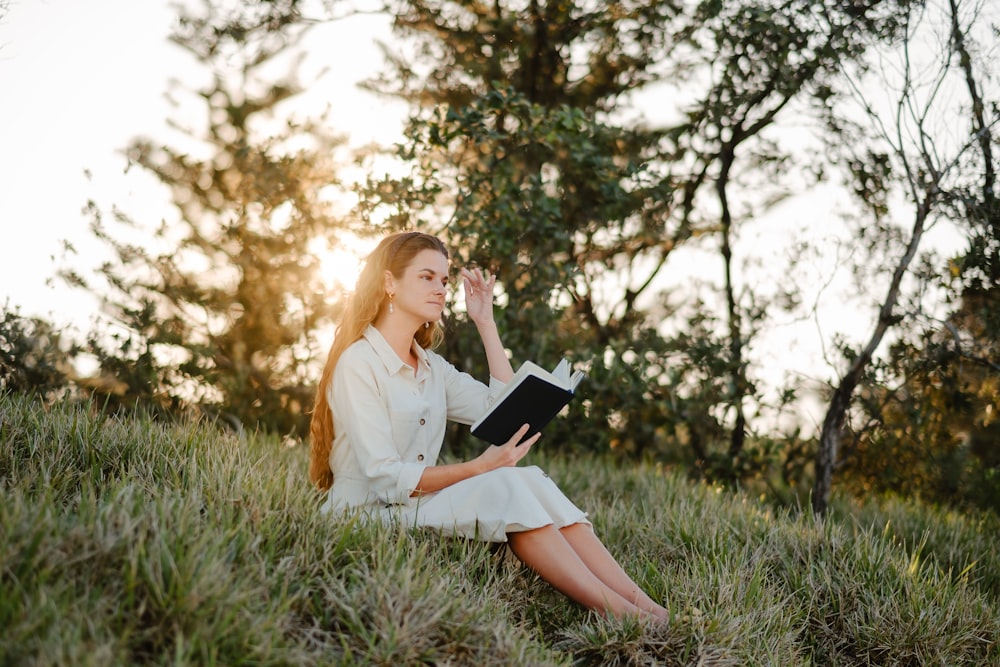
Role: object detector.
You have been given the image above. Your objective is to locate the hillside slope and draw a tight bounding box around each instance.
[1,394,997,665]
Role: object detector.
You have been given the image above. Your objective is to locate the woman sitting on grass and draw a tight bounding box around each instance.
[309,231,667,623]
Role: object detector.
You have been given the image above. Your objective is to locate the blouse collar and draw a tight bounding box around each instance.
[363,324,430,375]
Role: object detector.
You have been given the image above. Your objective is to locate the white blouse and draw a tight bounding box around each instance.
[320,324,589,542]
[322,325,505,511]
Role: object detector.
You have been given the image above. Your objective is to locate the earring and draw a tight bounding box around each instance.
[424,321,430,329]
[388,293,394,314]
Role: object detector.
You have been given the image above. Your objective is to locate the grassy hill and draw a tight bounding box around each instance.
[1,393,998,666]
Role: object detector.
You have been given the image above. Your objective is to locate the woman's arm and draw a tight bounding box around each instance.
[461,266,514,383]
[413,268,541,495]
[413,267,535,495]
[413,424,540,495]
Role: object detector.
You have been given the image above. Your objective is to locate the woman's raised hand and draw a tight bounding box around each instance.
[461,266,497,327]
[474,423,539,472]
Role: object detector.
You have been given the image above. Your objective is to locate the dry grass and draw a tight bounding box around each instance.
[1,393,998,665]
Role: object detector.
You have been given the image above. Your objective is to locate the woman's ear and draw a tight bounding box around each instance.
[383,270,395,296]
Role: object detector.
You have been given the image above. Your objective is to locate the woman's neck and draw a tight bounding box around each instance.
[374,319,419,368]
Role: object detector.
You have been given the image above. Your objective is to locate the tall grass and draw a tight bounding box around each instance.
[1,393,997,666]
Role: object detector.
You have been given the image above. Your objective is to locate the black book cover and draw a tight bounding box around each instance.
[470,374,574,445]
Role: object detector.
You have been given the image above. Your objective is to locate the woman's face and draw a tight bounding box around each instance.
[390,248,449,323]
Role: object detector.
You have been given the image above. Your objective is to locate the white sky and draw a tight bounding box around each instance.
[0,0,972,435]
[0,0,399,331]
[1,1,173,327]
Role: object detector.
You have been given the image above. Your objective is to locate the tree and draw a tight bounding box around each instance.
[64,1,350,435]
[812,0,1000,515]
[0,306,71,401]
[829,0,1000,513]
[358,0,693,458]
[359,0,921,483]
[663,0,913,465]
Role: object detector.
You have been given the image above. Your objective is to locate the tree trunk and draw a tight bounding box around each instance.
[812,202,931,516]
[718,151,747,457]
[814,0,993,516]
[812,354,866,516]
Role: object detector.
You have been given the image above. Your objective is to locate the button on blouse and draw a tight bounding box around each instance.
[325,325,506,510]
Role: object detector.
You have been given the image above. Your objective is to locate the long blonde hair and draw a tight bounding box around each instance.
[309,232,449,491]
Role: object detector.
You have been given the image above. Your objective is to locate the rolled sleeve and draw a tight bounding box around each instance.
[331,356,426,505]
[487,375,507,398]
[362,454,425,505]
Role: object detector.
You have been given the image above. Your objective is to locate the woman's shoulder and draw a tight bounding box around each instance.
[331,339,381,394]
[423,344,447,362]
[424,348,482,385]
[339,336,377,366]
[422,346,454,370]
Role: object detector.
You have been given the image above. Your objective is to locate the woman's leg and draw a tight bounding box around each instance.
[507,525,655,620]
[559,523,668,620]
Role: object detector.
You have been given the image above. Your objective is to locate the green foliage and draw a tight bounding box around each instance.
[373,0,683,110]
[844,289,1000,514]
[3,395,998,665]
[0,306,71,400]
[358,2,709,465]
[64,3,348,436]
[358,0,921,485]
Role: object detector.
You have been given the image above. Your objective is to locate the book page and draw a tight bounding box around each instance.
[552,358,570,385]
[484,360,569,413]
[550,359,585,390]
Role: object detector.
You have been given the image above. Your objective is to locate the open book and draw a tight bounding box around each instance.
[471,359,585,445]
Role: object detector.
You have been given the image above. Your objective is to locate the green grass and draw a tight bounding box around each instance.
[1,393,998,666]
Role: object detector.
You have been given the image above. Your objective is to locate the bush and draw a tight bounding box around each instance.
[0,306,71,399]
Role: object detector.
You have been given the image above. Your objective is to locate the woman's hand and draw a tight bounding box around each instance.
[413,424,538,496]
[463,264,515,384]
[474,423,539,472]
[461,266,497,328]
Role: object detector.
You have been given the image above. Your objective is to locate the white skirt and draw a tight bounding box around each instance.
[377,465,590,543]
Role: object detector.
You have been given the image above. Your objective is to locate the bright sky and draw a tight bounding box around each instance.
[0,1,971,435]
[0,0,398,333]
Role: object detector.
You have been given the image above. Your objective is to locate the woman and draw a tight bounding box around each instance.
[309,231,667,622]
